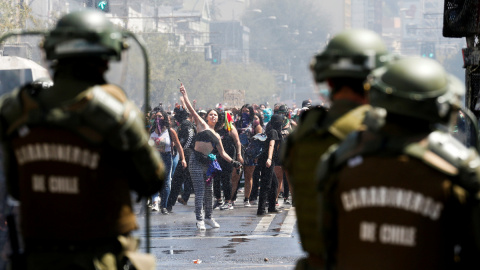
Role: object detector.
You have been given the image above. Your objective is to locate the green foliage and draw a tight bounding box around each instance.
[142,35,278,109]
[0,0,41,32]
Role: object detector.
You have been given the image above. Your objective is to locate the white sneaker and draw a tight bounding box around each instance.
[196,220,206,230]
[244,200,251,207]
[151,203,159,212]
[220,202,233,210]
[204,218,220,228]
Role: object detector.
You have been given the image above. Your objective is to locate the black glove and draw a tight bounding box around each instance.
[231,160,242,168]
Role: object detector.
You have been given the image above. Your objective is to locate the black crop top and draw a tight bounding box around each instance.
[195,129,220,147]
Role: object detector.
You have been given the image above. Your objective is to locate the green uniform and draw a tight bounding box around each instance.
[282,100,370,267]
[317,127,480,270]
[0,76,164,269]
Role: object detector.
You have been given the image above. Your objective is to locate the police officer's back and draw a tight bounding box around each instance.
[0,10,164,269]
[317,57,480,270]
[281,29,391,269]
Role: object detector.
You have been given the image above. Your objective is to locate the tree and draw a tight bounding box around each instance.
[0,0,40,33]
[141,35,278,109]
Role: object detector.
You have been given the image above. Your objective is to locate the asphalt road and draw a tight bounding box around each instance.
[132,192,306,270]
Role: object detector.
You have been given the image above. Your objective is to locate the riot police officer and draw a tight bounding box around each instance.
[281,29,391,270]
[317,57,480,270]
[0,10,165,269]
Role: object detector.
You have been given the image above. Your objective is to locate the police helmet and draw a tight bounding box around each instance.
[310,29,390,83]
[43,10,127,61]
[365,57,464,123]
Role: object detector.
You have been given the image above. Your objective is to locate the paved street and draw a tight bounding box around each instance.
[133,192,306,270]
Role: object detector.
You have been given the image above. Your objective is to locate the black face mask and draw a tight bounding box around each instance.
[270,115,283,131]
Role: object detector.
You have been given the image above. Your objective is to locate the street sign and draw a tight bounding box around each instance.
[95,0,109,12]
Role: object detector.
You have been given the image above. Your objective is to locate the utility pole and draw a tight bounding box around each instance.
[443,0,480,147]
[124,0,128,29]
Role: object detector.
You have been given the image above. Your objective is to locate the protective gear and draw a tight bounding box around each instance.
[365,57,464,123]
[282,104,370,264]
[43,10,127,61]
[310,29,390,82]
[316,127,480,270]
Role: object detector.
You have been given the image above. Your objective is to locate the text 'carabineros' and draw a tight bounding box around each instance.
[341,186,443,220]
[15,143,100,169]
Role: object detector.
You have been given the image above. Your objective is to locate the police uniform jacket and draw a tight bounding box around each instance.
[317,123,480,270]
[0,71,165,244]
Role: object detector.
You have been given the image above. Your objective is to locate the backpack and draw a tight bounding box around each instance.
[245,133,267,159]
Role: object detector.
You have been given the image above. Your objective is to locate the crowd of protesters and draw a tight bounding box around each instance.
[143,84,315,229]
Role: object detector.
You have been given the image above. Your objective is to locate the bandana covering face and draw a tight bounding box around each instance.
[156,118,165,129]
[241,112,250,128]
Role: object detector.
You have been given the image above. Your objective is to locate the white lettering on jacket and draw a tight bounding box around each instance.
[15,143,100,169]
[341,186,443,220]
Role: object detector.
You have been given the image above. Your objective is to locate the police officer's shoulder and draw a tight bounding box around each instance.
[299,105,328,124]
[291,106,328,140]
[328,104,371,140]
[406,131,480,192]
[74,84,147,149]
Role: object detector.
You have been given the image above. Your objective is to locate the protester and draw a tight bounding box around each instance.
[256,114,284,216]
[167,103,196,212]
[179,84,241,230]
[150,110,187,214]
[213,111,243,210]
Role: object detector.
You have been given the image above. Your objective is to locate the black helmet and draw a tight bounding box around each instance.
[43,10,127,61]
[365,57,464,123]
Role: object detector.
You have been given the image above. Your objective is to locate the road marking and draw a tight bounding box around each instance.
[279,207,296,236]
[254,214,275,233]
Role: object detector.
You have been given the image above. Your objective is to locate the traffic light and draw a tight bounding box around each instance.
[211,46,221,64]
[95,0,109,12]
[420,42,435,59]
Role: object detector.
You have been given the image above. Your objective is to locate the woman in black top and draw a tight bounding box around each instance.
[179,84,241,230]
[256,114,283,216]
[213,110,243,210]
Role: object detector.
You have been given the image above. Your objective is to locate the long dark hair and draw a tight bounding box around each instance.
[237,104,255,128]
[215,109,226,131]
[254,112,264,129]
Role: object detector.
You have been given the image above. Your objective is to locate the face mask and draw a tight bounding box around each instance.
[156,118,165,128]
[241,112,250,128]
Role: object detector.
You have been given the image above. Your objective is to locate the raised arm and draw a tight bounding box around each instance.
[179,84,206,129]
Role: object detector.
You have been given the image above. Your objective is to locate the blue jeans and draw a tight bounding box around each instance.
[171,153,179,177]
[152,152,172,208]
